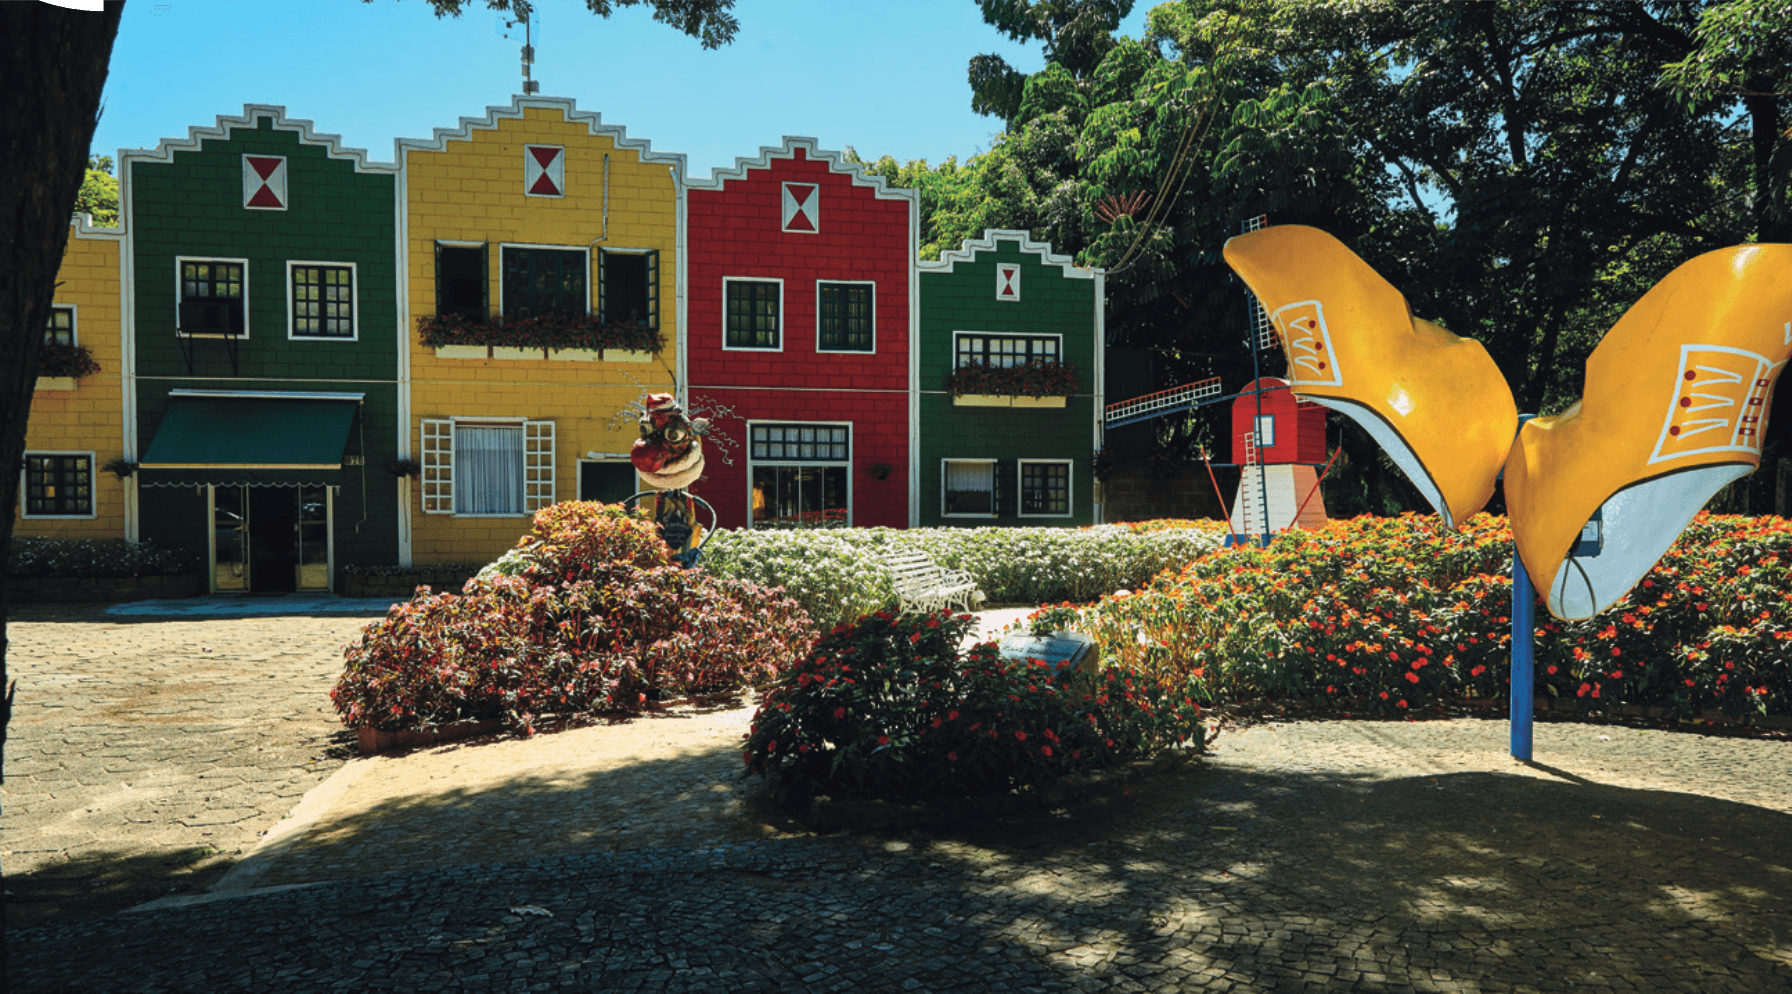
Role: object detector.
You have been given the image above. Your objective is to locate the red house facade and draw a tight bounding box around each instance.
[685,138,918,529]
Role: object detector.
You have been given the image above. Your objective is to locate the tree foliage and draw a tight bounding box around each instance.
[75,154,118,226]
[419,0,740,50]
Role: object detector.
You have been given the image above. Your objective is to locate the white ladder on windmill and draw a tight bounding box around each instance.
[1234,429,1269,538]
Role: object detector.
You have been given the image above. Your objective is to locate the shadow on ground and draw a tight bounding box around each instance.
[11,732,1792,992]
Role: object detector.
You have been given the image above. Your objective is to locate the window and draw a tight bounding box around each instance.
[47,306,75,346]
[579,460,639,503]
[750,423,849,528]
[599,249,658,329]
[502,246,587,318]
[419,418,555,516]
[1254,414,1276,448]
[818,282,874,352]
[725,279,781,350]
[955,333,1059,368]
[23,452,94,518]
[290,263,356,339]
[436,243,487,322]
[943,459,998,517]
[1020,460,1072,517]
[178,258,246,337]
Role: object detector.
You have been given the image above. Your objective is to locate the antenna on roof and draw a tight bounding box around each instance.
[500,3,540,95]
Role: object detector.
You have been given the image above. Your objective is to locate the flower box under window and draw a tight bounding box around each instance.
[418,312,663,359]
[945,360,1078,403]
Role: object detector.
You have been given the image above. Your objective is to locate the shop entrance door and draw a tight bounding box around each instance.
[211,485,332,593]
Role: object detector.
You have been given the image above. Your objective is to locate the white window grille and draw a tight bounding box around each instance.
[420,418,554,516]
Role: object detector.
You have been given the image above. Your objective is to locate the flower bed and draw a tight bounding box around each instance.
[331,502,815,736]
[944,359,1079,399]
[337,563,488,599]
[417,312,661,355]
[1034,513,1792,722]
[37,342,101,379]
[743,610,1203,806]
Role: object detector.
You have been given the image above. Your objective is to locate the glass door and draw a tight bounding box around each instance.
[297,485,330,591]
[212,485,248,592]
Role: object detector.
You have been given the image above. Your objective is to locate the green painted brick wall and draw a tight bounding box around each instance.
[126,112,401,578]
[917,239,1100,527]
[128,115,398,383]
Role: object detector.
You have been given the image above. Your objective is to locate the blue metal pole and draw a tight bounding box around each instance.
[1510,550,1535,761]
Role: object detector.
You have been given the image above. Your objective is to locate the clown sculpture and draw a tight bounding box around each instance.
[630,393,711,566]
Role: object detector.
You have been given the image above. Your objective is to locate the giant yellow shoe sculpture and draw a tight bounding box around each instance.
[1224,226,1792,621]
[1222,225,1517,529]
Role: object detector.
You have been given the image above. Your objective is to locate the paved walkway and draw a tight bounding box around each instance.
[8,604,1792,992]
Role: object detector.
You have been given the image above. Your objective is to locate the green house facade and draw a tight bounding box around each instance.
[122,106,402,593]
[915,231,1105,527]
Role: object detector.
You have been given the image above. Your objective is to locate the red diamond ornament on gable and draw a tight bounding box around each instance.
[997,263,1021,301]
[782,182,818,233]
[242,155,287,210]
[525,145,565,197]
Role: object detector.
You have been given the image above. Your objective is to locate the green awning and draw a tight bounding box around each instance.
[140,393,360,488]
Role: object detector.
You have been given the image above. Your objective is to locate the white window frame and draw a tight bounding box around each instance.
[175,256,251,339]
[419,417,555,517]
[941,458,999,520]
[498,243,592,318]
[286,260,360,342]
[1255,414,1276,448]
[21,450,98,520]
[722,276,785,352]
[747,419,852,528]
[815,279,877,354]
[47,303,77,346]
[1018,459,1074,519]
[952,331,1063,369]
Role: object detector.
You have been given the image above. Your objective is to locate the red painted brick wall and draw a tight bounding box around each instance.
[686,144,914,528]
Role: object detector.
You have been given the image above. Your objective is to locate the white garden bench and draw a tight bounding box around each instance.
[884,549,986,615]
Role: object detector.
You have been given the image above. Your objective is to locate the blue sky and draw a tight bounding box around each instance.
[92,0,1152,178]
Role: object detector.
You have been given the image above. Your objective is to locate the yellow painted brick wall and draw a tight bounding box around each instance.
[406,104,677,563]
[16,223,127,540]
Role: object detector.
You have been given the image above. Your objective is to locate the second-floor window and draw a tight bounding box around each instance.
[436,243,487,322]
[725,279,781,349]
[817,282,873,352]
[955,333,1059,368]
[503,246,587,318]
[179,259,246,337]
[47,306,75,346]
[599,249,658,329]
[291,264,355,339]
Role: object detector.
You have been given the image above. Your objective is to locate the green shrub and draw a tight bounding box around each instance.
[742,610,1203,800]
[8,537,193,578]
[1047,513,1792,720]
[332,502,817,734]
[700,523,1226,631]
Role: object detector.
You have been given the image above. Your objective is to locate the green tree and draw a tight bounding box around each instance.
[968,0,1137,126]
[75,154,119,226]
[2,0,739,956]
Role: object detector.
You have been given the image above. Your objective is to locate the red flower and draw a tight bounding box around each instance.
[947,751,958,761]
[1397,700,1408,709]
[1471,665,1486,677]
[833,706,846,719]
[1041,745,1053,756]
[1405,672,1420,684]
[877,735,890,746]
[1015,730,1027,741]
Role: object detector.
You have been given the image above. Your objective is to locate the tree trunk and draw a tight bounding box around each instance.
[0,0,125,956]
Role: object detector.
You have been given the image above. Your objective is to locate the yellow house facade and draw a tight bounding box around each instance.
[17,217,130,541]
[398,98,683,564]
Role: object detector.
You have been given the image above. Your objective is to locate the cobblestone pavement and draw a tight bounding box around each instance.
[12,699,1792,992]
[1,602,373,926]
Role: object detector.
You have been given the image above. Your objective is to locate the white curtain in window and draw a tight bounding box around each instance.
[946,461,993,494]
[455,425,524,514]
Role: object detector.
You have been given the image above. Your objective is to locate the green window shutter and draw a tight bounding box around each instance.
[596,249,609,325]
[994,459,1011,518]
[646,249,659,332]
